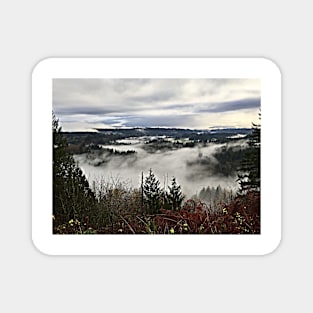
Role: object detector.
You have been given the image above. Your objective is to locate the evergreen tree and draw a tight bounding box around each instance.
[215,185,223,202]
[199,187,206,200]
[237,114,261,193]
[53,112,94,226]
[210,186,216,204]
[167,177,184,210]
[143,169,162,213]
[204,186,212,203]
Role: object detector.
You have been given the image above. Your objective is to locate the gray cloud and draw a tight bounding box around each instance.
[53,78,261,131]
[129,90,175,103]
[54,104,118,116]
[198,97,261,113]
[120,114,197,128]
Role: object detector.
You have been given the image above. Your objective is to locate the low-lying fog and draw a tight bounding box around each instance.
[74,137,247,198]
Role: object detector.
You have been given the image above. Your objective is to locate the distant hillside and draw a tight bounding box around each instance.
[62,127,252,147]
[94,127,252,136]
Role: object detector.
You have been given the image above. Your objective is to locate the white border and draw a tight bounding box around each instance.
[32,58,281,255]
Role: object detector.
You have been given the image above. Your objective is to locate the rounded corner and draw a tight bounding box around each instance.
[31,57,55,78]
[259,57,282,78]
[31,235,53,256]
[261,234,282,256]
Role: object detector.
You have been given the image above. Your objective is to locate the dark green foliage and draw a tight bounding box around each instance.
[186,145,246,178]
[143,169,162,213]
[212,146,246,176]
[237,117,261,193]
[53,112,94,228]
[62,128,252,150]
[167,177,185,210]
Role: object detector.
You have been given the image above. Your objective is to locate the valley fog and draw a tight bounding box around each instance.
[73,136,247,198]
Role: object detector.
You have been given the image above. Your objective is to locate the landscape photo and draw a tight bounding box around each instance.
[52,78,261,234]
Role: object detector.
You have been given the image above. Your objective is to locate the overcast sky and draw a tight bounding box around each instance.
[53,79,260,131]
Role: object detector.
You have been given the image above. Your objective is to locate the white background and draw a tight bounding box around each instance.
[1,0,310,312]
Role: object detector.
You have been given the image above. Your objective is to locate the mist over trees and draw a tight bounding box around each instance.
[52,112,260,234]
[197,185,234,208]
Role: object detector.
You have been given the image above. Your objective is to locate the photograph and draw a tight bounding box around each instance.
[52,78,261,235]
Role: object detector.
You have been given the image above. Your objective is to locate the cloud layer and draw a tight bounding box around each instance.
[53,79,261,131]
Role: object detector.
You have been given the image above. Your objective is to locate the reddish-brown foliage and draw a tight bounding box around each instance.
[53,191,260,234]
[89,191,260,234]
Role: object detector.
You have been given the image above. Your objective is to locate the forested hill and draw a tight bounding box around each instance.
[62,127,252,146]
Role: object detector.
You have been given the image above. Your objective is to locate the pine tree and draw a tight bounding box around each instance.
[237,114,261,194]
[167,177,184,210]
[143,169,162,213]
[205,186,212,201]
[215,185,222,202]
[53,112,94,227]
[199,187,206,200]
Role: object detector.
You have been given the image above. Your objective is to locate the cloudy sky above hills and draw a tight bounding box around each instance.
[53,78,261,131]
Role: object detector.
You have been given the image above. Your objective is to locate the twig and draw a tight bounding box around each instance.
[160,216,179,223]
[136,216,148,227]
[119,215,136,234]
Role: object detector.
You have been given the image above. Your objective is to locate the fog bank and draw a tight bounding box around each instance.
[74,139,247,198]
